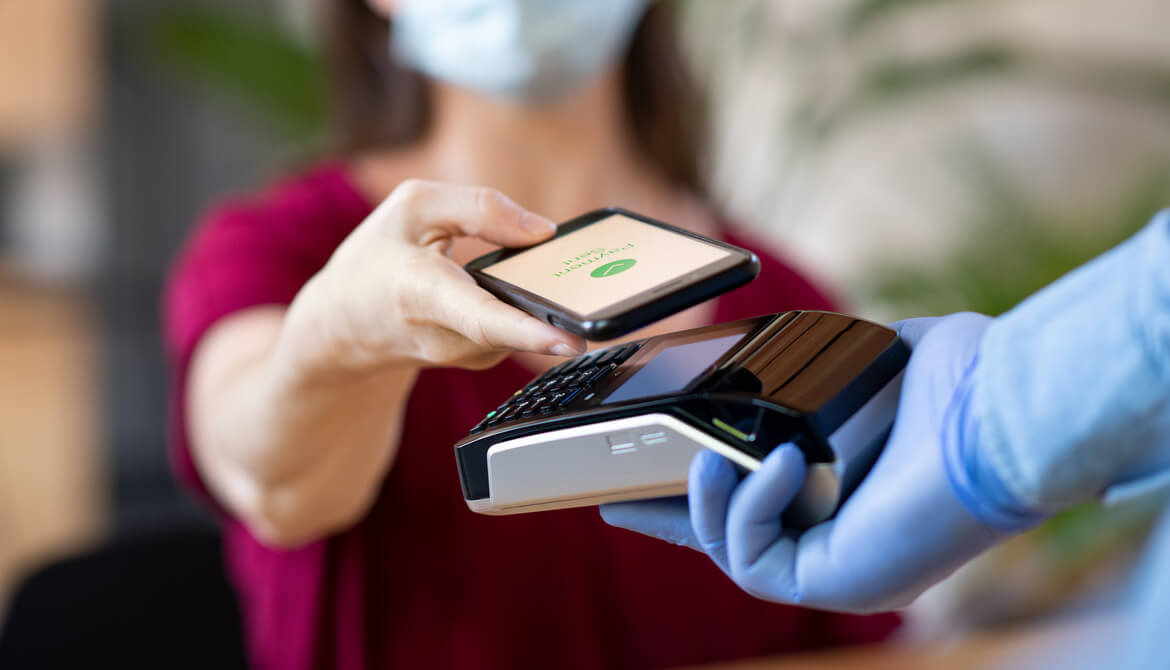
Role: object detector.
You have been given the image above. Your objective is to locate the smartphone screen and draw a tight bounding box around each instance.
[481,213,735,318]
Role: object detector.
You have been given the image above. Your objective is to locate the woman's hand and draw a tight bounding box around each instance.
[277,179,585,380]
[188,181,583,548]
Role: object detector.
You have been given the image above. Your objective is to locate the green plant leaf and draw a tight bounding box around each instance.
[843,0,976,36]
[146,7,326,142]
[862,150,1168,317]
[816,45,1018,136]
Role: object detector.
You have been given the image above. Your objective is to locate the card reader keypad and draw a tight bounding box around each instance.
[470,343,642,433]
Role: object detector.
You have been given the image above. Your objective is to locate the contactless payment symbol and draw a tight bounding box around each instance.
[591,259,637,278]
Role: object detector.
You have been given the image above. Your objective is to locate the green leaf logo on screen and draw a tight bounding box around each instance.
[590,259,637,278]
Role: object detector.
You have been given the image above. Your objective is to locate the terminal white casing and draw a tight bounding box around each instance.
[469,371,904,526]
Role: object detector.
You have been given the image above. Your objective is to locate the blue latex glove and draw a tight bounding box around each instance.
[602,313,1018,613]
[604,211,1170,613]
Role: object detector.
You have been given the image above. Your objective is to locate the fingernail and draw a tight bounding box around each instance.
[522,214,556,235]
[551,342,583,357]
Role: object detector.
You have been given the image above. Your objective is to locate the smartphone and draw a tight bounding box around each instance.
[464,208,760,340]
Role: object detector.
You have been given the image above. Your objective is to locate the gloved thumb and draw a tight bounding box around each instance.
[725,445,808,599]
[689,450,740,575]
[891,316,947,349]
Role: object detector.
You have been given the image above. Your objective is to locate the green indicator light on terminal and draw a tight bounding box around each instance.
[486,410,497,419]
[712,417,751,442]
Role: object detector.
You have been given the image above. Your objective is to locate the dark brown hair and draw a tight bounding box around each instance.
[322,1,705,195]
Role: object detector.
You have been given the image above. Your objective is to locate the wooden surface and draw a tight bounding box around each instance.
[0,280,105,612]
[688,612,1124,670]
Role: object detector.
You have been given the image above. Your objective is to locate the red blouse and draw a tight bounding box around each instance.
[164,164,898,670]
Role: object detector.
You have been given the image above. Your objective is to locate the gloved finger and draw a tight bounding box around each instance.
[891,316,947,349]
[382,180,557,248]
[725,445,806,599]
[599,497,698,551]
[689,450,738,575]
[422,274,585,356]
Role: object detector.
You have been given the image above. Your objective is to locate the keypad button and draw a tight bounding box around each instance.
[593,347,625,367]
[564,353,597,374]
[536,361,569,383]
[557,358,585,376]
[576,351,603,369]
[614,343,640,364]
[521,396,547,416]
[558,387,583,407]
[559,370,589,387]
[477,342,647,435]
[501,402,530,421]
[583,363,617,387]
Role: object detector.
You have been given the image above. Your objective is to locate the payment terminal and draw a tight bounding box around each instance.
[454,311,909,529]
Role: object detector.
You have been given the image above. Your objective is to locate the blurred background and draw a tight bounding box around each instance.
[1,0,1169,666]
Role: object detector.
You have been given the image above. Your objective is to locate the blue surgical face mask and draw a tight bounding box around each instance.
[392,0,649,104]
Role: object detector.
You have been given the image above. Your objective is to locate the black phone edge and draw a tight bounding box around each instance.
[465,207,762,340]
[475,252,759,340]
[578,255,760,339]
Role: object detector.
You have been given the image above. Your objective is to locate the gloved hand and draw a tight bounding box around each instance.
[602,313,1025,613]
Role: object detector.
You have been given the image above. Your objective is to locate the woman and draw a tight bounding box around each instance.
[164,1,899,668]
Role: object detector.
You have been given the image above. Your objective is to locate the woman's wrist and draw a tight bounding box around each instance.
[226,277,419,503]
[270,273,418,390]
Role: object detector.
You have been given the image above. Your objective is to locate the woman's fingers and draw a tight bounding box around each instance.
[365,179,582,360]
[427,276,584,357]
[383,179,556,248]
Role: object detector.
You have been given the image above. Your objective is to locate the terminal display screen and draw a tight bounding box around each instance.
[603,331,749,404]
